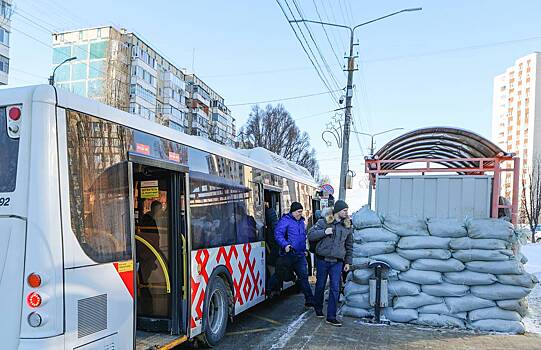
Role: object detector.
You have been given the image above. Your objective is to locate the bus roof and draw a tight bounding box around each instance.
[21,84,318,188]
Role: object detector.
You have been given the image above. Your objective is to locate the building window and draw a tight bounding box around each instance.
[0,1,12,19]
[89,60,105,79]
[72,62,87,80]
[53,46,71,64]
[78,31,83,40]
[0,27,9,46]
[90,41,107,59]
[88,79,104,98]
[73,44,88,61]
[0,54,8,74]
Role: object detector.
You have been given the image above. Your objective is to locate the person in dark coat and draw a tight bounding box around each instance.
[271,202,314,306]
[265,201,279,266]
[308,200,353,326]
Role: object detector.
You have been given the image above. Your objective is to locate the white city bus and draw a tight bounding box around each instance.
[0,85,319,349]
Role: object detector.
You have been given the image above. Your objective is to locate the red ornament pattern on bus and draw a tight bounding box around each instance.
[190,242,265,336]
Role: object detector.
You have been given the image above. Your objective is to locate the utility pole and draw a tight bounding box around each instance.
[352,128,404,207]
[290,7,421,201]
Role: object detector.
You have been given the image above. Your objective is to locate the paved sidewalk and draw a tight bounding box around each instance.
[281,314,541,350]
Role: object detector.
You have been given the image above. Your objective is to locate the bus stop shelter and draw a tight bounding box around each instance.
[364,127,520,224]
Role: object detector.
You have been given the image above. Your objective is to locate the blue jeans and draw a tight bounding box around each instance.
[314,257,343,320]
[269,254,314,304]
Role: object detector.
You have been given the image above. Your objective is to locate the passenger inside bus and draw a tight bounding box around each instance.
[235,203,257,244]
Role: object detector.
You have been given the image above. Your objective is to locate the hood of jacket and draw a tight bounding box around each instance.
[325,213,351,228]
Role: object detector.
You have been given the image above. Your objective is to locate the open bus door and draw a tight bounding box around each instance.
[129,155,189,349]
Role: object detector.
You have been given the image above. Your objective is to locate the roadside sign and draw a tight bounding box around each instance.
[321,183,334,195]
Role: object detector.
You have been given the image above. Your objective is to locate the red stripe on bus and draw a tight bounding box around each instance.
[114,261,134,298]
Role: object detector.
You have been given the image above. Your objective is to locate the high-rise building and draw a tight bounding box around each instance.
[491,52,541,200]
[51,26,235,145]
[0,0,12,85]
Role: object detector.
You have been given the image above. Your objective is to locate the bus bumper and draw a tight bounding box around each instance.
[18,335,64,349]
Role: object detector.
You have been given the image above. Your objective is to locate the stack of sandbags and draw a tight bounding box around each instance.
[341,208,538,334]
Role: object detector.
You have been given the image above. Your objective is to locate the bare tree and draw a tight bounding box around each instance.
[238,104,320,179]
[521,157,541,243]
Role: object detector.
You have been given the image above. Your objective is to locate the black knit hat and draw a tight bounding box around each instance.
[290,202,303,213]
[333,200,349,214]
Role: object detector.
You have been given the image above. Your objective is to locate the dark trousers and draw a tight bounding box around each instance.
[269,254,314,304]
[314,257,343,320]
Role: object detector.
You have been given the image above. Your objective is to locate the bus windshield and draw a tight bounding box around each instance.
[0,107,19,192]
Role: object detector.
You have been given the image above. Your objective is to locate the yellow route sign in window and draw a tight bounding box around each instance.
[141,186,159,199]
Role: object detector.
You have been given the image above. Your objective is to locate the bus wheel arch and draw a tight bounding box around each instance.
[198,265,234,347]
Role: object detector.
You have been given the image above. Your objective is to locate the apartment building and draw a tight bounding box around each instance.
[51,26,235,145]
[0,0,12,85]
[491,52,541,201]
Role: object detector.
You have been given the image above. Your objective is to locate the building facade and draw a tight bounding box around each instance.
[52,26,235,145]
[491,52,541,202]
[0,0,12,85]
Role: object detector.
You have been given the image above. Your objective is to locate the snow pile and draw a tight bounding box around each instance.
[342,207,538,334]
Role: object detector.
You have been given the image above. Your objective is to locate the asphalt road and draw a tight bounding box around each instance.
[179,287,311,349]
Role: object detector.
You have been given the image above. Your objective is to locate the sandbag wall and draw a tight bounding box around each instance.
[342,207,538,334]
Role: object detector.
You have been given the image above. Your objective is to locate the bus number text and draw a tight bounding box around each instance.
[0,197,10,206]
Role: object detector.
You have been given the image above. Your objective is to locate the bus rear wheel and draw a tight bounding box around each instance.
[199,277,229,347]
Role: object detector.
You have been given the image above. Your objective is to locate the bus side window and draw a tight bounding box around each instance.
[66,111,132,263]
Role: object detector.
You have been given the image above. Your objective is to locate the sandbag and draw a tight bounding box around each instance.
[421,283,469,297]
[470,284,531,301]
[383,308,418,323]
[341,305,373,318]
[399,269,442,285]
[444,295,495,313]
[497,299,528,317]
[353,269,373,285]
[370,253,410,272]
[352,206,381,229]
[466,218,515,241]
[353,241,395,257]
[469,319,525,334]
[343,281,370,297]
[418,303,467,319]
[411,258,465,273]
[345,293,371,309]
[466,260,524,275]
[393,293,442,309]
[452,249,513,262]
[443,271,497,285]
[396,248,451,260]
[496,273,538,288]
[382,215,429,236]
[413,314,465,329]
[351,257,372,269]
[397,236,450,250]
[449,237,509,250]
[426,218,467,238]
[468,306,521,322]
[353,227,399,243]
[387,280,421,297]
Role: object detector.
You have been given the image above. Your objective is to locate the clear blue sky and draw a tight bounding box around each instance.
[9,0,541,208]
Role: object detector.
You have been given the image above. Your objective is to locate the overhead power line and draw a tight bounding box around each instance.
[228,88,343,106]
[276,0,340,104]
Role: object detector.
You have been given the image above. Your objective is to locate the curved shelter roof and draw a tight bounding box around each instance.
[370,127,509,172]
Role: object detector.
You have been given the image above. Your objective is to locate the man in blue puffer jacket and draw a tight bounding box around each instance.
[273,202,314,307]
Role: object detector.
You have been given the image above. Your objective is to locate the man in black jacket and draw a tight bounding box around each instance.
[308,200,353,326]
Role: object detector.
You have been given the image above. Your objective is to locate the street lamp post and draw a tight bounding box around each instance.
[290,7,421,201]
[352,127,404,207]
[49,56,77,86]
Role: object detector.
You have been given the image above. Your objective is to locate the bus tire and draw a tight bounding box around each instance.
[199,276,229,347]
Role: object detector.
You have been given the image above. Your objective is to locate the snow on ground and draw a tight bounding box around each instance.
[522,243,541,334]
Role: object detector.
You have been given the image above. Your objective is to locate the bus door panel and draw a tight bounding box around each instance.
[131,160,188,336]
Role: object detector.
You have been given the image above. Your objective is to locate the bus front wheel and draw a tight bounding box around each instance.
[199,276,229,347]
